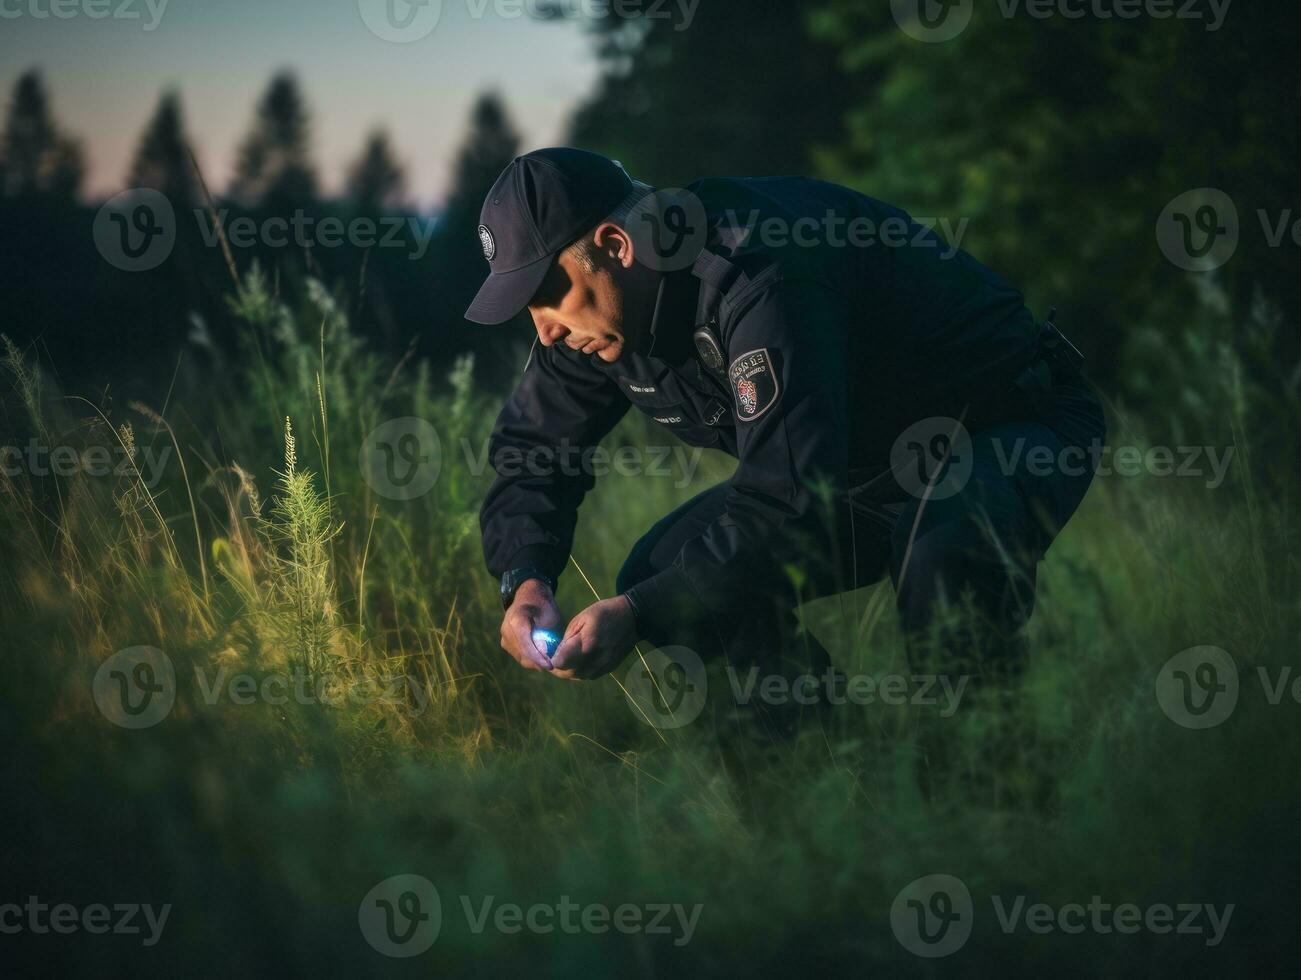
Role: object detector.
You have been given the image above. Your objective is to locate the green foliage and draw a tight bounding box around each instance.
[3,271,1298,973]
[805,3,1301,430]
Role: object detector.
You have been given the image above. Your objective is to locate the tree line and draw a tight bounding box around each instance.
[3,0,1298,448]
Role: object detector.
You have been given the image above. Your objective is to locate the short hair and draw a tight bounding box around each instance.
[564,179,655,272]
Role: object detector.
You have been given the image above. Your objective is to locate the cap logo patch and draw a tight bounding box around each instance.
[728,348,779,421]
[478,224,496,261]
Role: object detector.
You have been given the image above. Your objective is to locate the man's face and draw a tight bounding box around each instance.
[526,223,658,365]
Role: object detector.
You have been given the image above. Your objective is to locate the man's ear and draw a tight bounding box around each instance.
[592,222,636,269]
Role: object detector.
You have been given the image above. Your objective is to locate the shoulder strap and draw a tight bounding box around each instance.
[691,248,744,328]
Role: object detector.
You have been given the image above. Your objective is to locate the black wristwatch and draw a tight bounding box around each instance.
[500,567,556,610]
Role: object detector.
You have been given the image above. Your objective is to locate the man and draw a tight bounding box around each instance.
[468,147,1105,701]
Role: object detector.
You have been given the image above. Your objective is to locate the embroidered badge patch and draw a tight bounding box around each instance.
[477,224,495,261]
[728,348,779,421]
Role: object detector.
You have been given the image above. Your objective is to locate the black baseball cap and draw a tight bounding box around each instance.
[464,147,635,325]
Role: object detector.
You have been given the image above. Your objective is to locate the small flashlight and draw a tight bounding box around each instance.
[532,628,561,659]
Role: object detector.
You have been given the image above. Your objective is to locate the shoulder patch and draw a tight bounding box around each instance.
[728,348,780,421]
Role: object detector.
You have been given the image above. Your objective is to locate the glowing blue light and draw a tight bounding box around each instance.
[532,628,561,658]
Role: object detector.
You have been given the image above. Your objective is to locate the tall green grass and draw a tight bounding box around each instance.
[1,272,1297,976]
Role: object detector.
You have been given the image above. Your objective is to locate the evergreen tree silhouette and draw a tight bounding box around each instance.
[346,129,406,214]
[129,90,199,209]
[445,93,520,224]
[1,70,84,200]
[426,92,522,385]
[229,72,317,211]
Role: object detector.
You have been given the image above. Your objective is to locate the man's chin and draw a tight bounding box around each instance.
[596,344,623,364]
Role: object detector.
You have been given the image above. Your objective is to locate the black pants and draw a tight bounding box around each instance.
[616,375,1107,686]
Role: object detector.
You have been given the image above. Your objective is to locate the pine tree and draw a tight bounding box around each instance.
[425,93,523,385]
[567,1,846,183]
[129,90,198,208]
[345,129,405,214]
[1,70,84,200]
[445,93,520,221]
[229,72,317,210]
[434,92,520,284]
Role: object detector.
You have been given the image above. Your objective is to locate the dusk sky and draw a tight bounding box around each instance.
[0,0,602,207]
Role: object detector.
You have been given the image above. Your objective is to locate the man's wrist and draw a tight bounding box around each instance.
[500,566,556,609]
[621,589,647,637]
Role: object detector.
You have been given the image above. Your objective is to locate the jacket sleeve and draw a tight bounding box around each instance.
[623,275,850,634]
[480,340,631,583]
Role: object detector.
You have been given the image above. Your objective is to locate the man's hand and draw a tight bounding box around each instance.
[500,578,562,671]
[551,595,638,680]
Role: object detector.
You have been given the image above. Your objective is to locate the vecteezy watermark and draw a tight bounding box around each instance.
[889,416,974,501]
[360,418,706,501]
[93,189,176,272]
[93,191,438,272]
[93,647,434,728]
[0,0,170,30]
[624,646,709,729]
[1158,188,1301,272]
[625,652,974,729]
[193,665,434,714]
[990,437,1235,490]
[359,417,443,501]
[194,210,436,260]
[1157,188,1240,272]
[1157,646,1301,729]
[988,894,1234,946]
[1,440,172,488]
[891,0,974,44]
[994,0,1232,30]
[476,439,705,490]
[357,0,698,43]
[891,874,974,958]
[0,897,172,946]
[891,874,1234,957]
[727,666,971,717]
[1156,646,1239,729]
[888,417,1236,501]
[359,875,442,957]
[891,0,1231,42]
[357,875,702,957]
[92,646,176,729]
[626,187,970,272]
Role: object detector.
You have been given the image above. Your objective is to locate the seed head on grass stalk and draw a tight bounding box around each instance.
[262,416,344,678]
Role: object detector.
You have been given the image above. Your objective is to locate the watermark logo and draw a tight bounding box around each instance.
[93,189,175,272]
[892,0,973,42]
[0,898,171,945]
[358,0,699,39]
[890,417,974,500]
[624,646,708,729]
[358,877,702,953]
[2,440,172,487]
[358,874,442,957]
[92,646,176,729]
[195,209,437,260]
[627,187,709,273]
[360,417,442,500]
[358,0,442,42]
[996,0,1232,31]
[891,874,973,957]
[1157,188,1239,272]
[1156,646,1238,729]
[0,0,170,30]
[193,665,434,715]
[728,667,970,716]
[992,438,1235,491]
[891,875,1235,955]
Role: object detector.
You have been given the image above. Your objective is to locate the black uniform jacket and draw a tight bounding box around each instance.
[480,176,1042,635]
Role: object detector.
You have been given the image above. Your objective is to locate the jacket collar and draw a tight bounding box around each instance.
[644,269,700,363]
